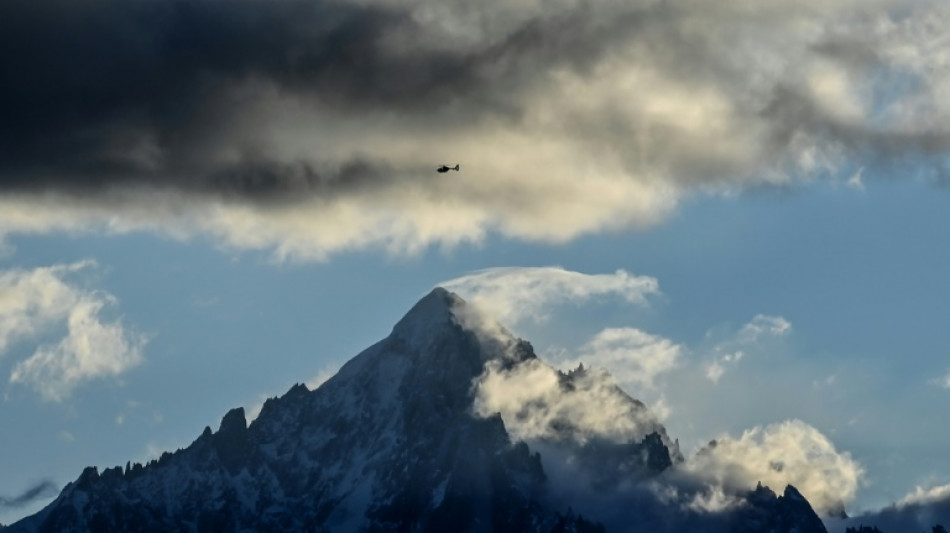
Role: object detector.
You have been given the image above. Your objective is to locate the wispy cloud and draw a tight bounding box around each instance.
[737,315,792,343]
[2,0,949,259]
[846,167,866,191]
[441,266,659,326]
[0,480,57,509]
[705,360,726,384]
[705,315,790,383]
[306,364,341,391]
[932,371,950,389]
[0,261,145,401]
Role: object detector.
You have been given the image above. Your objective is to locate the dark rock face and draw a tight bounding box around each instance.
[730,484,828,533]
[844,522,949,533]
[9,289,581,532]
[8,288,829,533]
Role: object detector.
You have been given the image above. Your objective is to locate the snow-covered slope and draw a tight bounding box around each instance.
[8,288,828,533]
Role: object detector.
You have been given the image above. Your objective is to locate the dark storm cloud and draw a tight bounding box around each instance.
[202,157,398,202]
[0,480,57,509]
[3,0,949,201]
[0,0,444,198]
[0,0,657,201]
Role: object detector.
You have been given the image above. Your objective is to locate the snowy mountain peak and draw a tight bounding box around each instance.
[7,289,830,533]
[390,287,461,341]
[386,287,524,365]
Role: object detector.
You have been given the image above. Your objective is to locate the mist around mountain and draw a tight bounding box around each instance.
[826,496,950,533]
[6,288,946,532]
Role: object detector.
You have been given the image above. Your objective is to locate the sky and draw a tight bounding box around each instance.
[1,0,950,528]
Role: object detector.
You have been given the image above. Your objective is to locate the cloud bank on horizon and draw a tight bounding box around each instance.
[2,0,949,259]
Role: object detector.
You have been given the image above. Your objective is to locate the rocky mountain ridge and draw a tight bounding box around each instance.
[8,288,828,532]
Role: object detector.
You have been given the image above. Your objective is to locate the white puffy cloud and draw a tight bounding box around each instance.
[847,167,866,191]
[685,419,863,515]
[0,261,93,353]
[933,371,950,389]
[440,267,659,326]
[473,358,664,445]
[556,327,682,390]
[0,261,145,401]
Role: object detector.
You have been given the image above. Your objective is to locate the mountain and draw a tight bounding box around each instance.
[8,288,828,532]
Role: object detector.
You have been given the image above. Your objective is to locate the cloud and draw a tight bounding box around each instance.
[470,336,858,529]
[704,350,744,384]
[833,483,950,532]
[0,480,57,509]
[473,358,665,445]
[899,483,950,507]
[0,260,94,353]
[705,314,790,383]
[811,374,837,389]
[306,365,341,391]
[0,261,145,401]
[705,361,726,384]
[2,0,950,259]
[933,371,950,389]
[685,419,863,516]
[441,267,659,326]
[554,327,682,390]
[846,167,866,191]
[458,289,864,526]
[684,484,743,514]
[737,315,792,343]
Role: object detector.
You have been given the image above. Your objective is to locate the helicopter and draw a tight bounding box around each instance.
[437,164,460,173]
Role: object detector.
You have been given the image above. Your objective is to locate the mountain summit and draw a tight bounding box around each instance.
[8,288,827,532]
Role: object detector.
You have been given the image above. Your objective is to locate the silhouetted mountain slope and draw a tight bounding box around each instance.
[9,288,828,533]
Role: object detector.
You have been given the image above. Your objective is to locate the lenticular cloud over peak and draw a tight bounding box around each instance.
[2,0,950,259]
[440,266,660,326]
